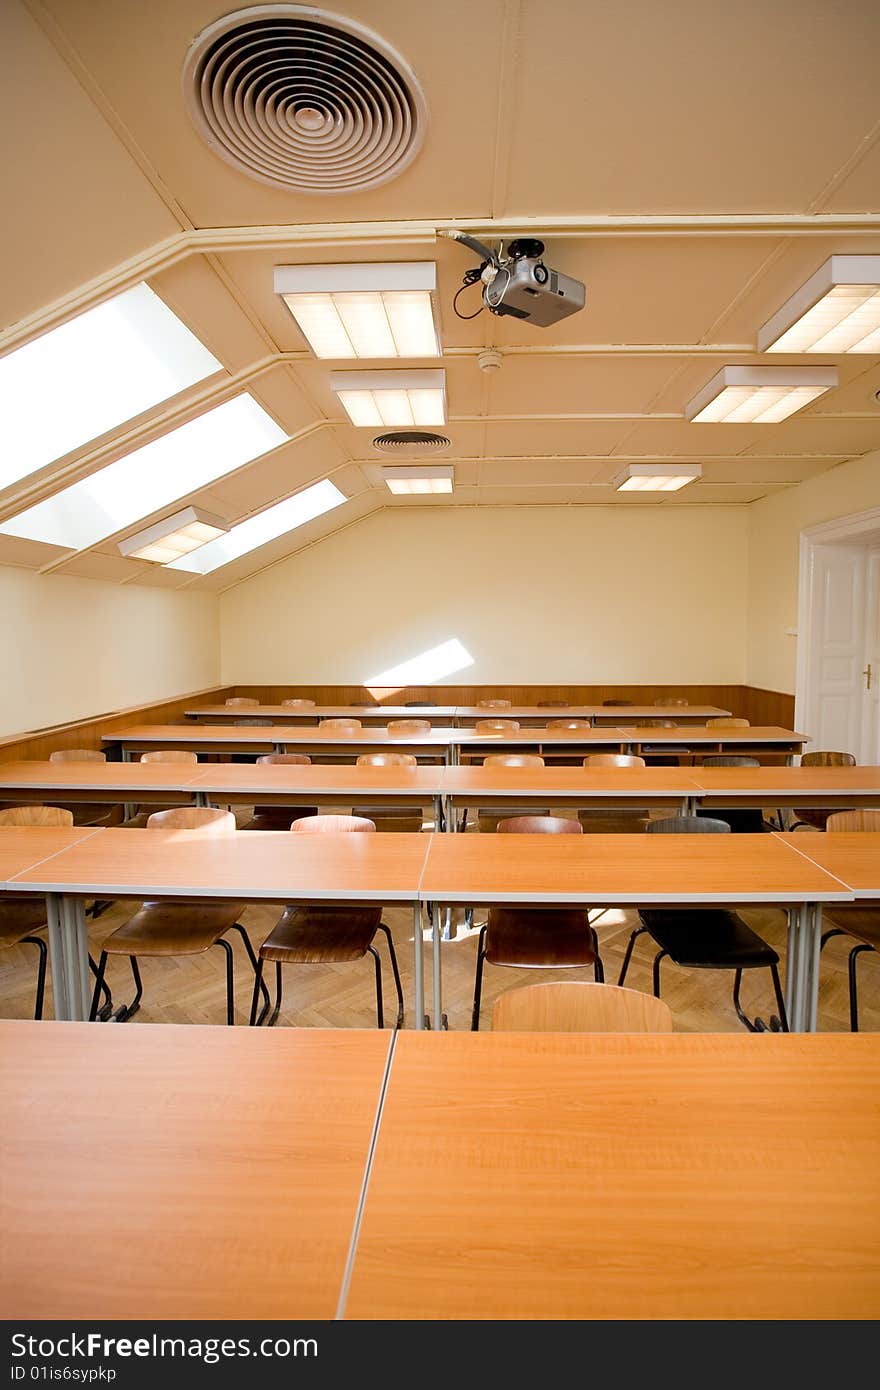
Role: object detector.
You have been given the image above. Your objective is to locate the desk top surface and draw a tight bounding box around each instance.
[455,704,731,720]
[0,825,101,886]
[9,828,430,900]
[693,765,880,794]
[0,1021,390,1320]
[436,765,704,795]
[616,725,809,744]
[0,760,205,790]
[104,723,459,745]
[420,831,851,903]
[188,704,457,720]
[347,1031,880,1320]
[777,832,880,896]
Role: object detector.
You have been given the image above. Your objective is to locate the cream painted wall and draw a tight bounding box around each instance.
[219,506,749,685]
[747,449,880,695]
[0,566,219,736]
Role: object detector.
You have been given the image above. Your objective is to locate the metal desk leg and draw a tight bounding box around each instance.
[785,903,821,1032]
[195,790,210,808]
[431,900,445,1030]
[46,893,92,1021]
[121,747,131,763]
[413,900,425,1030]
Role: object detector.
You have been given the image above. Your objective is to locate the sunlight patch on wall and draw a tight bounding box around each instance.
[364,638,474,699]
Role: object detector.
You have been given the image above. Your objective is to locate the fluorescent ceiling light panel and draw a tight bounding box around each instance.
[758,256,880,354]
[0,283,222,490]
[612,463,702,492]
[685,366,837,423]
[118,506,229,564]
[332,370,446,427]
[383,465,454,495]
[274,263,439,359]
[0,395,287,552]
[168,479,347,574]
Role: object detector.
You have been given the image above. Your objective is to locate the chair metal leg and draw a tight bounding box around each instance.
[213,938,234,1025]
[376,923,405,1028]
[118,956,143,1022]
[229,923,270,1025]
[652,950,668,999]
[471,925,488,1031]
[249,956,265,1026]
[368,945,384,1028]
[820,927,847,950]
[617,925,647,986]
[768,962,789,1032]
[590,927,604,983]
[21,935,48,1021]
[266,961,283,1028]
[732,967,759,1032]
[88,952,113,1020]
[88,950,109,1021]
[848,944,875,1032]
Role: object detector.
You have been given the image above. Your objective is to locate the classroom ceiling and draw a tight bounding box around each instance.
[1,0,879,591]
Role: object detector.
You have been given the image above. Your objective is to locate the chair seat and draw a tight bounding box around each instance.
[260,904,382,963]
[638,908,779,969]
[243,807,317,831]
[485,907,595,967]
[0,898,47,947]
[823,906,880,950]
[103,901,245,956]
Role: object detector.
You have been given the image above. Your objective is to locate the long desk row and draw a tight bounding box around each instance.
[2,826,877,1032]
[3,1021,878,1319]
[186,701,734,725]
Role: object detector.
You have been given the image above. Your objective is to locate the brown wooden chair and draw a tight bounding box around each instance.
[547,718,592,730]
[491,981,673,1032]
[48,749,106,763]
[655,698,689,707]
[536,700,569,708]
[281,698,316,709]
[583,753,646,768]
[241,752,317,831]
[602,699,634,707]
[225,697,260,708]
[353,752,423,832]
[121,749,199,828]
[474,718,520,734]
[818,810,880,1030]
[476,753,547,832]
[386,719,432,735]
[706,717,750,727]
[789,751,857,831]
[0,806,113,1019]
[89,808,267,1026]
[320,717,362,730]
[618,816,788,1032]
[250,815,404,1029]
[472,816,604,1030]
[476,699,512,710]
[578,753,647,832]
[46,747,122,826]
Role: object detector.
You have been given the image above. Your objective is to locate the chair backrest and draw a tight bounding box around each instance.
[602,699,634,706]
[146,807,236,834]
[497,815,582,835]
[491,981,673,1033]
[225,697,260,707]
[386,719,432,735]
[291,814,376,833]
[49,749,106,763]
[320,717,363,730]
[825,810,880,833]
[476,699,512,710]
[140,750,198,764]
[801,750,856,768]
[536,700,569,708]
[475,719,520,733]
[655,697,689,707]
[255,753,312,765]
[547,718,592,730]
[701,756,760,767]
[636,719,679,728]
[0,805,74,828]
[647,815,731,834]
[483,753,545,768]
[706,717,750,728]
[281,698,316,709]
[234,718,273,726]
[583,753,646,768]
[357,752,417,767]
[404,701,435,707]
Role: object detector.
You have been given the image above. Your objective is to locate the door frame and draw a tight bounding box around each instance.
[795,506,880,750]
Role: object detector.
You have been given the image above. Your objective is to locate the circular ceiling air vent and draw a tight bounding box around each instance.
[182,5,427,194]
[372,430,451,454]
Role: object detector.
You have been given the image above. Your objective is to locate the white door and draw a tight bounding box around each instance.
[860,547,880,763]
[805,544,866,758]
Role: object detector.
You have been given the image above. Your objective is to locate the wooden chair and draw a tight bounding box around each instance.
[476,753,546,832]
[225,697,260,708]
[474,718,520,734]
[601,699,634,707]
[789,751,857,831]
[281,698,316,709]
[476,699,512,710]
[617,816,788,1032]
[634,719,689,766]
[250,815,404,1029]
[89,808,267,1026]
[546,718,592,730]
[655,698,689,707]
[320,717,362,730]
[818,810,880,1030]
[579,753,647,832]
[354,752,423,832]
[386,719,432,735]
[698,755,767,833]
[472,816,604,1030]
[46,748,121,826]
[118,748,201,828]
[0,806,113,1020]
[583,753,645,768]
[241,753,317,831]
[48,749,106,763]
[491,981,673,1032]
[706,717,750,727]
[536,700,569,708]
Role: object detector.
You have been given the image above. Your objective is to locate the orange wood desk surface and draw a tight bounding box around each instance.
[346,1031,880,1321]
[692,764,880,806]
[454,703,731,724]
[0,760,203,806]
[103,724,462,761]
[189,761,444,807]
[0,826,102,884]
[778,831,880,898]
[0,1021,391,1320]
[437,764,704,807]
[186,703,458,724]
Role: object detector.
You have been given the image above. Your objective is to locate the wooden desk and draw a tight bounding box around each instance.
[420,834,851,1030]
[187,703,456,725]
[449,727,631,763]
[0,760,204,815]
[10,830,431,1024]
[618,725,809,762]
[777,831,880,898]
[693,765,880,811]
[0,1021,391,1319]
[454,704,732,725]
[190,762,444,821]
[104,723,458,764]
[346,1032,880,1320]
[437,764,704,823]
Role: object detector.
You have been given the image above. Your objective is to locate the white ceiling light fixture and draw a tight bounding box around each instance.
[274,263,440,359]
[383,465,454,495]
[758,256,880,354]
[331,370,446,427]
[685,366,837,424]
[612,463,702,493]
[118,506,229,564]
[168,479,347,575]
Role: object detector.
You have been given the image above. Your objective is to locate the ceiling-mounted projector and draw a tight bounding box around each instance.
[445,230,585,326]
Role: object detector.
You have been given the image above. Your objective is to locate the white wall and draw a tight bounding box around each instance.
[0,566,220,736]
[219,506,749,686]
[747,449,880,695]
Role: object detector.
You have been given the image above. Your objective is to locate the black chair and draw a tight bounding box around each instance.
[697,756,769,833]
[617,815,788,1032]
